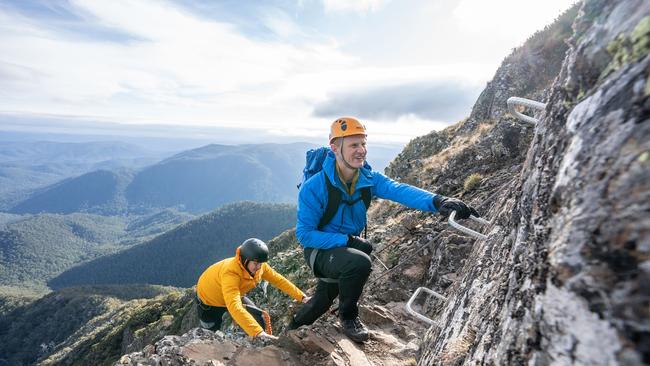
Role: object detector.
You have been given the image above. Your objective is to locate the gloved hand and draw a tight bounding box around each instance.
[347,235,373,254]
[433,195,479,220]
[257,331,279,340]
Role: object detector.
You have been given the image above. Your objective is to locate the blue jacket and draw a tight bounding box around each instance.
[296,151,439,249]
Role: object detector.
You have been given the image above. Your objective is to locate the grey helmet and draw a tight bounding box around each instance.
[239,238,269,265]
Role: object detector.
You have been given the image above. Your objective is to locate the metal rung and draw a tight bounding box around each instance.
[371,253,389,270]
[405,287,447,326]
[507,96,546,125]
[448,211,491,240]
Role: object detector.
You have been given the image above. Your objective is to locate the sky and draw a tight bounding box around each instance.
[0,0,577,145]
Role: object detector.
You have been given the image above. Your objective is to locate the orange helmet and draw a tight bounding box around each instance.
[329,117,366,143]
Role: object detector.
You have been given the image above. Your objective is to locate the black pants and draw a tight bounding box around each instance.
[196,295,266,332]
[293,245,372,325]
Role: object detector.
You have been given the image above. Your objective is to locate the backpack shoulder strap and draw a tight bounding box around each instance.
[318,175,341,230]
[360,187,371,210]
[318,176,373,230]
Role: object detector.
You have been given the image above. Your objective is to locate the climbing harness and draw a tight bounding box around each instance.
[448,211,491,240]
[507,97,546,125]
[309,247,386,285]
[405,287,447,326]
[261,309,273,335]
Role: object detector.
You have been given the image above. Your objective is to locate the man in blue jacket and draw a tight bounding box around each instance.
[291,117,479,342]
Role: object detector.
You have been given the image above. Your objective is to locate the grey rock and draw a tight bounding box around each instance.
[418,1,650,364]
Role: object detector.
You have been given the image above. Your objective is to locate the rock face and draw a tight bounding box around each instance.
[418,1,650,365]
[116,304,425,366]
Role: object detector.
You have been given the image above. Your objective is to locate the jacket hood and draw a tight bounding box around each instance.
[235,247,242,262]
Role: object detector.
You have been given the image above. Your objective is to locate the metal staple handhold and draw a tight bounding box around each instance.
[405,287,447,325]
[448,211,491,240]
[507,96,546,125]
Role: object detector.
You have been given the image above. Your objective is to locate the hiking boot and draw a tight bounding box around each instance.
[287,318,299,330]
[341,317,369,342]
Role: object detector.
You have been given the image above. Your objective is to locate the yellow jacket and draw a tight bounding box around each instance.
[196,247,305,336]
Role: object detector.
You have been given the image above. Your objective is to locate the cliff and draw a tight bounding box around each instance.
[417,1,650,364]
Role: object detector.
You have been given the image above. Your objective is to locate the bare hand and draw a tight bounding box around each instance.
[301,295,312,304]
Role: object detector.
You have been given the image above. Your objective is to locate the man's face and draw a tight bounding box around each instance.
[331,134,367,169]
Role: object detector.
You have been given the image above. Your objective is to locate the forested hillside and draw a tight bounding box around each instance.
[0,285,182,366]
[49,202,297,289]
[0,140,165,210]
[125,143,312,212]
[0,210,193,293]
[10,169,133,215]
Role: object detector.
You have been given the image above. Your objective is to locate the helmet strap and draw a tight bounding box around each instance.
[339,137,358,171]
[242,258,255,277]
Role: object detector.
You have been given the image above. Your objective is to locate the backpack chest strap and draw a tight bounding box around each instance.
[318,176,372,230]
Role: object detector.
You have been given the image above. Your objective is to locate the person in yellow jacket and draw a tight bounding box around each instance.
[196,238,310,340]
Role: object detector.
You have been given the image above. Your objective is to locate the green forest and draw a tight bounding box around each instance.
[49,201,297,289]
[0,284,187,366]
[0,210,193,293]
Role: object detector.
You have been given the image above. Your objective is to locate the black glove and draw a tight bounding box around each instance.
[433,195,479,220]
[347,235,373,255]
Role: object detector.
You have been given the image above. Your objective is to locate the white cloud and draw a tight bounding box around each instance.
[259,7,302,38]
[0,0,490,134]
[453,0,577,45]
[0,0,359,128]
[322,0,389,14]
[275,63,493,104]
[0,0,579,145]
[367,114,449,144]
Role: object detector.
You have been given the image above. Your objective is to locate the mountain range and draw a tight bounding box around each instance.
[7,143,314,215]
[0,140,169,210]
[125,143,312,212]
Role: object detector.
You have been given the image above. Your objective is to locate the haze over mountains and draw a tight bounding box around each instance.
[10,169,134,215]
[1,131,401,215]
[125,143,312,212]
[0,139,167,210]
[3,141,310,214]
